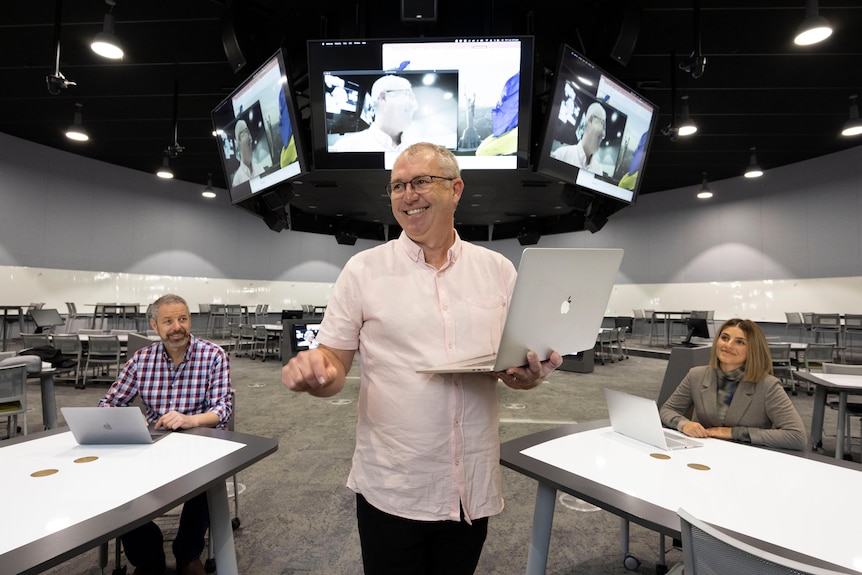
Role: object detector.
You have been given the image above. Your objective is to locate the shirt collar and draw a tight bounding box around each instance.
[158,333,197,364]
[396,229,463,266]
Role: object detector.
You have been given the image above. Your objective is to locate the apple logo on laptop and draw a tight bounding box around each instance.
[103,423,113,430]
[560,296,572,315]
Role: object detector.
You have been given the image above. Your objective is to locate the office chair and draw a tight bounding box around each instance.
[678,507,846,574]
[822,362,862,459]
[768,343,793,389]
[0,363,28,438]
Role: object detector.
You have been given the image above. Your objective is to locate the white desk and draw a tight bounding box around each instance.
[0,427,277,575]
[794,371,862,460]
[501,421,862,574]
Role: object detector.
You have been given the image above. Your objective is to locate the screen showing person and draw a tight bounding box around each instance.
[228,105,274,187]
[211,49,306,204]
[381,39,525,168]
[326,71,458,153]
[535,45,657,205]
[293,323,321,351]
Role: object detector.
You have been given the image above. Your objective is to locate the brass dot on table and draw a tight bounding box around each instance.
[74,456,99,464]
[31,469,59,478]
[687,463,711,471]
[650,453,671,460]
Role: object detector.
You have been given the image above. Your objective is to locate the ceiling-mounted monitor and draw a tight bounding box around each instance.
[536,44,658,204]
[211,48,308,205]
[306,36,534,171]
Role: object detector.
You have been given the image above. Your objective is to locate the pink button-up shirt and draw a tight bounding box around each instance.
[317,232,516,522]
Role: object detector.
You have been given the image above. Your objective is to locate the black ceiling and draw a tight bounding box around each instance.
[2,1,862,239]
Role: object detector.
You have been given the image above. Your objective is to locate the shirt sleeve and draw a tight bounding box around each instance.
[98,356,140,407]
[205,347,233,429]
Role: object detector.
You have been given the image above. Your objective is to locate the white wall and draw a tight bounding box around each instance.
[1,132,861,322]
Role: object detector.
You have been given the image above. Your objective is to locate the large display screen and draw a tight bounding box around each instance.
[536,45,657,204]
[211,49,307,204]
[307,37,534,171]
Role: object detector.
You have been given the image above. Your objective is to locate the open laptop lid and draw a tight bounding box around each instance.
[61,406,164,445]
[417,247,623,373]
[604,388,702,450]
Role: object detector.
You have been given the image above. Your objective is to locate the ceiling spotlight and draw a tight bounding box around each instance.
[91,0,124,59]
[64,103,89,142]
[696,173,713,199]
[794,0,832,46]
[841,95,862,137]
[677,95,697,137]
[156,155,174,179]
[202,173,217,198]
[744,147,763,178]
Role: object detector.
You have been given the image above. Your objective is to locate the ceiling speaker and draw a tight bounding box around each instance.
[517,231,540,246]
[609,0,641,66]
[335,230,357,245]
[263,211,287,233]
[220,8,247,73]
[585,215,608,234]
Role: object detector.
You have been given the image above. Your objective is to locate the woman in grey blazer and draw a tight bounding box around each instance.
[660,318,807,451]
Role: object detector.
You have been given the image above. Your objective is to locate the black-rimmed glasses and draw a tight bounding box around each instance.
[386,175,454,197]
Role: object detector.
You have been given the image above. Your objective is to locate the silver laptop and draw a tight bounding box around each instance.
[417,247,624,374]
[61,406,168,445]
[603,388,702,451]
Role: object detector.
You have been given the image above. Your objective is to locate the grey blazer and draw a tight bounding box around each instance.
[659,365,807,451]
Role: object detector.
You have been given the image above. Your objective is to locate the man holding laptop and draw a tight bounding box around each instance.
[282,143,565,575]
[98,294,233,575]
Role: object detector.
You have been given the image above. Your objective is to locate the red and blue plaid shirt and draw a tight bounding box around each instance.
[99,334,233,429]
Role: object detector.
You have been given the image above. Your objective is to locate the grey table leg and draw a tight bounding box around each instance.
[207,479,238,575]
[525,481,557,575]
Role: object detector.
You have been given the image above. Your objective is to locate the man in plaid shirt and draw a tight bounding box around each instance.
[99,294,233,575]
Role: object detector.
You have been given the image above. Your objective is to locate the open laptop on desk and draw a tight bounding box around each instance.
[417,248,624,374]
[604,388,702,451]
[61,406,170,444]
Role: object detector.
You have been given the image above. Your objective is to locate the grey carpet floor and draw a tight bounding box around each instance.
[12,343,850,575]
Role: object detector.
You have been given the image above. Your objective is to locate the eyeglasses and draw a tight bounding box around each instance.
[386,175,454,197]
[591,115,607,131]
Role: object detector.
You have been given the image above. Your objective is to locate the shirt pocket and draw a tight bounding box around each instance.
[465,293,507,357]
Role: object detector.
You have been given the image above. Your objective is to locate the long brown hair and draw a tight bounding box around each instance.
[708,318,772,382]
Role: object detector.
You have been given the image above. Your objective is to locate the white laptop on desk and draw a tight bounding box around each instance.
[417,247,624,374]
[603,388,702,451]
[61,406,169,445]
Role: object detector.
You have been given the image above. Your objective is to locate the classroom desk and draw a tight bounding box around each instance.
[1,304,25,351]
[500,421,862,574]
[85,303,140,330]
[0,426,278,575]
[649,311,690,347]
[794,371,862,459]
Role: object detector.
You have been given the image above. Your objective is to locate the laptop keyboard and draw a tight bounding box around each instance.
[664,432,701,449]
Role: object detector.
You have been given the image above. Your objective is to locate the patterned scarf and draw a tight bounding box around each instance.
[716,367,744,422]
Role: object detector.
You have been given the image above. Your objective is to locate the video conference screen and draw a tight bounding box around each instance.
[291,322,321,352]
[536,45,657,204]
[211,49,307,205]
[307,37,534,171]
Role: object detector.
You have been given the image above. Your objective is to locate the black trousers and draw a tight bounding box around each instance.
[121,492,209,570]
[356,493,489,575]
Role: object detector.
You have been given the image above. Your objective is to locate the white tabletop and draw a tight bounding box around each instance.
[522,427,862,572]
[0,431,243,556]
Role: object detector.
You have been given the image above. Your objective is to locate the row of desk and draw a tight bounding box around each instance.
[501,420,862,574]
[1,427,278,575]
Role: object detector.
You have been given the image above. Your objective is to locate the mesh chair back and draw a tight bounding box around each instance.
[768,343,792,383]
[679,508,845,575]
[21,333,51,347]
[0,364,28,436]
[822,362,862,375]
[803,344,834,369]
